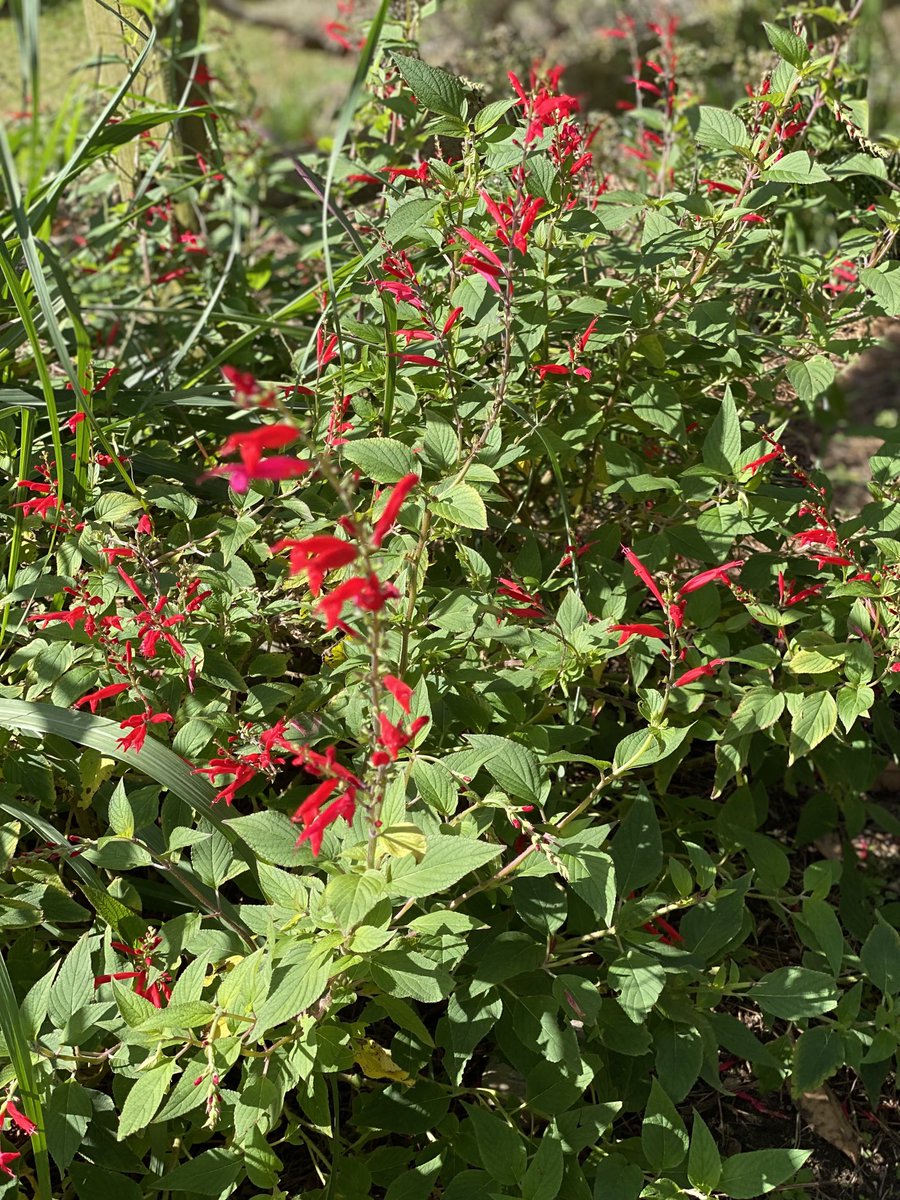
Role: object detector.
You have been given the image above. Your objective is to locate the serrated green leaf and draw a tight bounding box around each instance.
[325,872,387,932]
[786,356,835,406]
[342,437,416,482]
[432,482,488,529]
[789,691,837,763]
[750,967,838,1019]
[688,1110,722,1192]
[762,22,810,67]
[387,834,501,899]
[763,150,830,184]
[859,265,900,316]
[695,106,750,152]
[117,1061,177,1140]
[392,53,467,119]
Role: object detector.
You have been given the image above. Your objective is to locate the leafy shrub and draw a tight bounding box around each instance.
[1,3,899,1199]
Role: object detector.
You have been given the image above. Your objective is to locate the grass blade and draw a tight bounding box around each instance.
[0,950,51,1200]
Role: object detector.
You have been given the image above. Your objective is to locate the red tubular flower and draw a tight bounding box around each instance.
[73,683,129,713]
[535,363,569,381]
[740,214,766,225]
[201,456,310,493]
[811,554,854,569]
[317,574,400,631]
[117,711,174,753]
[743,449,782,474]
[793,528,837,549]
[372,474,419,547]
[218,424,299,472]
[609,623,668,646]
[376,713,429,761]
[674,658,728,686]
[622,546,666,610]
[26,607,88,630]
[394,353,441,367]
[442,306,463,335]
[193,757,260,805]
[497,578,544,619]
[316,329,340,369]
[296,790,357,856]
[67,411,86,434]
[700,179,740,195]
[270,536,358,594]
[0,1152,20,1177]
[678,561,743,596]
[384,675,413,714]
[3,1102,36,1136]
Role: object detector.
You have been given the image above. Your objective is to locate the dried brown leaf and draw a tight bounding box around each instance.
[796,1086,860,1164]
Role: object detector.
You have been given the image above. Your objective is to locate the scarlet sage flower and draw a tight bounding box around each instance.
[740,214,766,225]
[743,449,782,474]
[372,474,419,547]
[384,674,412,714]
[117,710,174,753]
[222,366,260,397]
[535,363,569,381]
[811,554,854,569]
[3,1102,36,1136]
[202,456,311,493]
[622,546,666,610]
[673,658,728,686]
[218,423,299,471]
[73,683,129,713]
[0,1152,20,1177]
[393,353,442,367]
[13,480,59,519]
[27,607,88,630]
[609,623,667,646]
[194,757,260,805]
[94,936,172,1007]
[317,574,400,631]
[316,329,339,369]
[793,528,838,549]
[67,410,86,433]
[678,561,743,597]
[270,535,358,594]
[375,712,429,762]
[497,578,544,619]
[442,306,463,335]
[700,179,740,195]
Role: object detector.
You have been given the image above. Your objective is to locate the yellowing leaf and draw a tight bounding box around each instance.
[79,748,116,808]
[351,1037,412,1084]
[376,824,427,861]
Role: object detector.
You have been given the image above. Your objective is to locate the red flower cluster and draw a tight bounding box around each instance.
[94,936,172,1008]
[202,421,311,492]
[497,578,544,620]
[117,709,174,753]
[271,475,418,632]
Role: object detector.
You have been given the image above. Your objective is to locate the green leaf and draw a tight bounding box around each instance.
[792,1025,845,1093]
[432,482,488,530]
[117,1061,177,1140]
[860,919,900,994]
[0,950,51,1198]
[750,967,838,1019]
[610,793,662,896]
[695,106,750,152]
[829,153,887,180]
[719,1149,810,1198]
[342,436,416,482]
[385,197,441,244]
[702,388,741,473]
[387,834,501,899]
[150,1148,242,1194]
[225,810,306,867]
[836,684,874,732]
[463,1104,526,1186]
[730,687,785,735]
[44,1080,93,1172]
[688,1110,722,1192]
[608,951,666,1023]
[787,355,835,407]
[325,872,387,932]
[762,22,810,67]
[641,1079,688,1171]
[800,898,844,976]
[412,759,458,815]
[763,150,830,184]
[464,733,542,802]
[522,1133,564,1200]
[392,53,467,119]
[561,846,616,926]
[789,691,837,764]
[859,265,900,316]
[218,515,259,566]
[134,1002,216,1037]
[253,953,332,1035]
[95,492,143,524]
[49,931,94,1027]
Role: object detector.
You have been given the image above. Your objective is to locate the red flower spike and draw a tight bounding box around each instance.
[678,561,743,596]
[218,424,299,472]
[384,675,413,714]
[673,658,728,687]
[4,1102,36,1136]
[117,711,174,754]
[270,536,358,595]
[743,449,782,474]
[442,306,463,335]
[73,683,129,713]
[535,363,569,381]
[317,574,400,631]
[497,578,544,619]
[609,623,667,646]
[622,546,666,610]
[0,1152,20,1177]
[372,474,419,547]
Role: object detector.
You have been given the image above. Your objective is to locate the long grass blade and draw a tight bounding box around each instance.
[0,951,51,1200]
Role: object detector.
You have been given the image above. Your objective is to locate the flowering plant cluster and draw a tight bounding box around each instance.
[1,3,900,1199]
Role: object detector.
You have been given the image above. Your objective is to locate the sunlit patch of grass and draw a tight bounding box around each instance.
[0,0,353,143]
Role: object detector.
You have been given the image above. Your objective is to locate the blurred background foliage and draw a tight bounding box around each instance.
[1,0,898,147]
